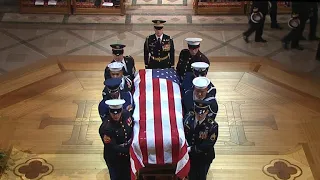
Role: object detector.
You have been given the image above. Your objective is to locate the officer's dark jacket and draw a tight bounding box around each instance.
[99,110,133,165]
[251,1,269,15]
[291,2,311,17]
[183,112,219,163]
[104,56,136,81]
[181,72,216,97]
[176,50,210,81]
[98,91,134,120]
[183,89,218,119]
[144,34,175,67]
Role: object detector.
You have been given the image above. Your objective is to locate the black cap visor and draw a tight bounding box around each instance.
[112,49,124,56]
[154,26,163,30]
[109,108,123,114]
[193,69,208,77]
[188,45,200,50]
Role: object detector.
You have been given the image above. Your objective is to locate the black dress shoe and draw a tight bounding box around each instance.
[255,38,267,43]
[282,41,289,50]
[271,24,283,29]
[243,33,249,43]
[291,45,304,50]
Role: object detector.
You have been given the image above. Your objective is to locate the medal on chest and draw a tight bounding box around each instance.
[199,129,208,139]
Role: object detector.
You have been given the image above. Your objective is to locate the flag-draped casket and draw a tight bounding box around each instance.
[130,69,190,179]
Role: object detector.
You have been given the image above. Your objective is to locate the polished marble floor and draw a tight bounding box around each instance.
[0,22,319,79]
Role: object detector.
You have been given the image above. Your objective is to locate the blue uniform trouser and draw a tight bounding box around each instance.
[106,163,118,180]
[188,157,212,180]
[105,158,131,180]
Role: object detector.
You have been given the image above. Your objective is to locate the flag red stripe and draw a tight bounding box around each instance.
[130,170,135,180]
[130,146,143,171]
[152,78,164,164]
[176,143,190,179]
[167,81,180,163]
[138,70,148,164]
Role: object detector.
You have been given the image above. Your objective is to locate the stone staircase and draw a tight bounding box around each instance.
[125,0,194,15]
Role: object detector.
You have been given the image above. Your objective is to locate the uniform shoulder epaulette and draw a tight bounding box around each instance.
[181,49,189,52]
[125,55,133,59]
[208,118,216,125]
[187,111,194,116]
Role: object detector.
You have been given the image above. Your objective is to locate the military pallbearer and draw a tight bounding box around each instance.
[99,99,133,180]
[104,44,136,81]
[183,77,218,119]
[99,78,134,121]
[176,38,210,82]
[181,62,216,97]
[183,100,219,180]
[107,62,133,92]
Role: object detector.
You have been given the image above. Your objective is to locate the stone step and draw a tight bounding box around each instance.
[126,5,194,15]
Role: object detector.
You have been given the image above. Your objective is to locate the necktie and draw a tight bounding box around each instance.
[195,121,199,129]
[121,61,127,72]
[157,38,161,49]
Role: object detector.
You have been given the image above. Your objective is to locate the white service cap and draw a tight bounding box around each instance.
[108,62,124,72]
[191,62,209,70]
[105,99,126,109]
[185,38,203,46]
[192,77,210,89]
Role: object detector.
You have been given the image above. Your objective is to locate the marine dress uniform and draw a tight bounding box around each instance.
[183,100,219,180]
[107,62,133,92]
[144,20,175,69]
[176,38,210,82]
[104,44,136,81]
[99,78,134,120]
[183,77,218,119]
[99,99,133,180]
[181,62,216,97]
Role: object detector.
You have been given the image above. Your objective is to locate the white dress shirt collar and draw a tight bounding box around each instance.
[155,34,163,41]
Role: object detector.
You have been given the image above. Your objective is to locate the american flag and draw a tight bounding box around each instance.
[130,69,190,180]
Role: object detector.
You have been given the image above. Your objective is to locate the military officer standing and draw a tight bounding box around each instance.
[99,99,133,180]
[282,2,310,50]
[306,2,319,41]
[104,44,136,81]
[144,20,175,69]
[181,62,216,97]
[183,100,219,180]
[183,77,218,119]
[176,38,210,82]
[242,1,269,43]
[107,62,133,92]
[269,0,282,29]
[99,78,134,120]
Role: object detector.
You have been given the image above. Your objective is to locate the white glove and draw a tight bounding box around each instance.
[187,147,191,152]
